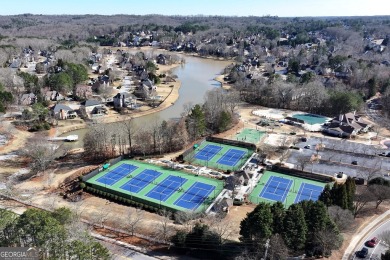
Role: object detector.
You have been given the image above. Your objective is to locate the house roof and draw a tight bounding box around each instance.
[21,93,36,100]
[83,100,101,107]
[52,104,72,113]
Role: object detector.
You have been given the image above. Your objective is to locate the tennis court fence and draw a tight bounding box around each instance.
[82,155,124,182]
[179,139,207,161]
[272,166,334,183]
[85,182,223,213]
[206,136,256,151]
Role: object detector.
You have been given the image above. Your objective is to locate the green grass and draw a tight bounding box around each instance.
[185,141,253,171]
[234,128,265,144]
[249,171,328,208]
[86,160,224,213]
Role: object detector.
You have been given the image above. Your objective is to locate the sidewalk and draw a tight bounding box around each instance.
[342,209,390,259]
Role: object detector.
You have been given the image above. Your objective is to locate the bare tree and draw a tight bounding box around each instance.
[207,215,233,244]
[368,184,390,209]
[156,209,173,242]
[379,230,390,247]
[90,208,111,229]
[327,206,355,232]
[296,154,311,171]
[22,136,59,176]
[353,187,375,218]
[268,234,289,260]
[123,208,144,236]
[121,117,137,155]
[134,128,151,157]
[314,228,342,257]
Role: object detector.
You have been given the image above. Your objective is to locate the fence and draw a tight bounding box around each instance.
[206,136,256,151]
[82,155,124,182]
[272,165,334,183]
[179,138,207,161]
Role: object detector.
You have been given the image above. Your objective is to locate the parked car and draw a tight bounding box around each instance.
[304,145,311,149]
[365,237,379,247]
[356,247,368,258]
[352,160,358,165]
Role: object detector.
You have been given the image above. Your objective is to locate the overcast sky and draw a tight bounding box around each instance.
[1,0,389,17]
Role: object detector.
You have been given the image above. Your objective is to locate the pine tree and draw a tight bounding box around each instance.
[282,204,308,251]
[239,203,273,244]
[345,177,356,211]
[271,202,285,235]
[319,184,333,206]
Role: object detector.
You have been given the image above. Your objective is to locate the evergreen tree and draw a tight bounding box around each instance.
[331,183,348,210]
[186,104,206,140]
[319,184,333,206]
[240,203,273,244]
[345,177,356,211]
[282,204,307,251]
[270,202,285,234]
[382,249,390,260]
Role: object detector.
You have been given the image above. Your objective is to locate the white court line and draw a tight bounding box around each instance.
[280,179,292,202]
[296,183,306,202]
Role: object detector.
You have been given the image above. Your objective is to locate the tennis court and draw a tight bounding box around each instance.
[85,160,223,212]
[259,176,292,203]
[186,141,253,171]
[234,128,265,144]
[120,169,162,194]
[294,183,324,203]
[146,175,187,202]
[249,170,328,207]
[194,144,222,161]
[216,149,246,167]
[96,163,138,185]
[174,182,215,210]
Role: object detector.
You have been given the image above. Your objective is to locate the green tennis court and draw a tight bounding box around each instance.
[249,171,328,207]
[184,141,254,171]
[234,128,265,144]
[85,160,224,213]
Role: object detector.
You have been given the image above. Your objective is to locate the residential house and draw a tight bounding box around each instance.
[212,198,233,213]
[234,170,251,186]
[43,90,64,101]
[91,63,100,72]
[52,104,77,120]
[323,112,371,137]
[82,100,107,117]
[156,54,167,65]
[9,58,21,69]
[20,93,36,105]
[74,85,93,99]
[113,92,137,109]
[368,39,386,52]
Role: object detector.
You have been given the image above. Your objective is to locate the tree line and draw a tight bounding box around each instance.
[0,207,110,259]
[83,88,240,162]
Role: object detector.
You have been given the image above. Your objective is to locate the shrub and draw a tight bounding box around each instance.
[79,183,86,189]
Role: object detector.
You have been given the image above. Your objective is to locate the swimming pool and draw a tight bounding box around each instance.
[292,114,329,125]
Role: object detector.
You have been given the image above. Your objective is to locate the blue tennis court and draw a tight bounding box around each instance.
[120,169,162,194]
[96,164,138,186]
[294,183,324,203]
[216,149,246,167]
[259,176,292,202]
[195,144,222,161]
[146,175,188,202]
[174,182,215,210]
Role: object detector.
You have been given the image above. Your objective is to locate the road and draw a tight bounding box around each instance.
[352,219,390,260]
[99,240,159,260]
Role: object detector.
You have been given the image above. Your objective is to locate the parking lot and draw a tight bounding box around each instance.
[286,136,390,179]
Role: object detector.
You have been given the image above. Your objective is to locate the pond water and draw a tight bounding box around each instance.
[62,53,231,148]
